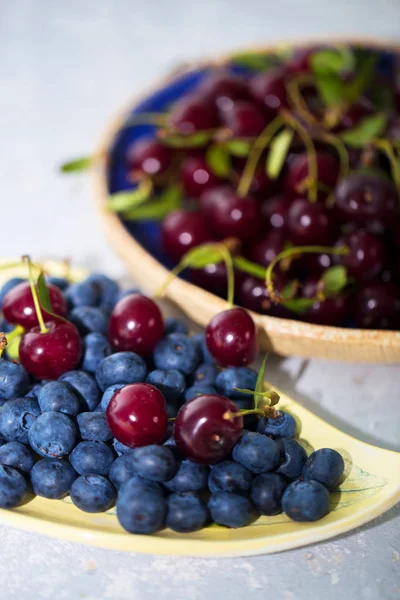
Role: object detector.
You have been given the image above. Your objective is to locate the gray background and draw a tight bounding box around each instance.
[1,1,400,598]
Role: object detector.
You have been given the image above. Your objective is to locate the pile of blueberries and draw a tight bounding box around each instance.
[0,271,345,534]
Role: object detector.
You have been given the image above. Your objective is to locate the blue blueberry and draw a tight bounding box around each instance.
[184,384,217,402]
[65,280,100,308]
[115,288,140,303]
[100,384,125,412]
[47,276,69,291]
[77,412,112,442]
[59,370,100,411]
[112,438,135,456]
[69,441,115,475]
[0,318,14,333]
[0,465,27,508]
[38,381,81,416]
[0,398,40,443]
[192,364,218,387]
[0,441,35,473]
[164,318,189,335]
[95,352,147,392]
[257,411,297,439]
[82,333,111,373]
[132,445,177,482]
[69,306,108,335]
[146,369,185,403]
[28,411,77,458]
[70,474,116,512]
[208,460,253,496]
[109,454,137,489]
[30,458,77,499]
[25,382,44,399]
[215,367,257,401]
[166,492,208,532]
[154,333,200,375]
[0,277,25,306]
[117,478,166,533]
[302,448,345,491]
[251,473,288,515]
[164,459,208,493]
[85,273,119,311]
[282,479,330,522]
[232,432,280,474]
[191,333,215,364]
[275,438,307,480]
[0,359,30,400]
[208,492,254,528]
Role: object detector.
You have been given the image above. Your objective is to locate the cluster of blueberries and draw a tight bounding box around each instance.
[0,272,345,534]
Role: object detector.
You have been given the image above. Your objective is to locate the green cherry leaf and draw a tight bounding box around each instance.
[205,144,232,178]
[320,265,348,297]
[181,243,225,269]
[60,156,92,173]
[229,52,277,71]
[343,51,378,107]
[123,184,182,221]
[311,47,355,75]
[266,128,294,179]
[37,271,54,313]
[339,113,387,147]
[254,355,268,408]
[281,297,315,315]
[160,131,212,148]
[224,139,252,157]
[107,179,153,213]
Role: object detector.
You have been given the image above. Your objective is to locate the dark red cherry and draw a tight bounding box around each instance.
[106,383,168,448]
[285,49,312,75]
[354,282,400,330]
[205,307,258,367]
[19,321,82,380]
[220,101,268,137]
[202,185,260,241]
[168,96,218,134]
[338,231,385,281]
[238,273,292,318]
[180,156,221,198]
[287,198,336,245]
[174,394,243,463]
[302,277,351,326]
[333,98,373,132]
[250,67,288,113]
[198,72,250,110]
[2,281,67,329]
[189,264,243,298]
[298,252,334,277]
[126,138,172,177]
[284,151,339,200]
[387,116,400,142]
[234,160,273,196]
[246,230,286,269]
[161,209,213,261]
[261,195,291,231]
[108,294,164,356]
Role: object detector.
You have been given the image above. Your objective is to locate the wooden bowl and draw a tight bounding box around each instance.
[92,38,400,364]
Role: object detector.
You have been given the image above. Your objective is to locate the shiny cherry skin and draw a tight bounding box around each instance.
[333,98,373,132]
[298,252,334,277]
[302,277,351,326]
[174,394,243,464]
[198,72,250,110]
[3,281,67,329]
[284,151,339,200]
[108,294,164,356]
[202,185,260,241]
[338,231,385,281]
[189,264,243,298]
[106,383,168,448]
[261,195,291,231]
[287,198,336,245]
[19,320,82,380]
[126,137,172,177]
[168,96,218,134]
[234,160,273,196]
[250,67,288,113]
[246,230,286,268]
[180,156,221,198]
[205,307,258,367]
[220,101,268,137]
[355,282,400,330]
[238,273,292,318]
[161,209,213,261]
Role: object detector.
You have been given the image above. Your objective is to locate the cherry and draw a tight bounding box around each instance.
[198,72,250,111]
[287,198,336,245]
[238,273,292,318]
[250,67,288,113]
[246,230,286,269]
[333,98,373,132]
[189,264,243,298]
[19,320,82,380]
[161,209,213,261]
[106,383,168,448]
[220,101,268,137]
[168,96,218,134]
[180,156,221,198]
[302,277,351,326]
[108,294,164,356]
[261,195,291,231]
[285,49,312,75]
[234,160,273,196]
[387,116,400,142]
[173,394,243,463]
[284,151,339,200]
[126,138,172,177]
[298,252,334,277]
[354,282,400,330]
[201,185,260,241]
[205,307,258,367]
[3,281,66,329]
[338,230,385,281]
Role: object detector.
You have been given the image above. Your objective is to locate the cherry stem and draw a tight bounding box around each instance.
[315,131,350,183]
[219,244,235,307]
[4,325,24,344]
[22,255,48,334]
[237,116,284,198]
[286,74,322,128]
[0,333,7,358]
[233,256,266,280]
[265,245,349,302]
[223,406,279,421]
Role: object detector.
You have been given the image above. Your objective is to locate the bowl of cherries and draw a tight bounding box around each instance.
[85,39,400,363]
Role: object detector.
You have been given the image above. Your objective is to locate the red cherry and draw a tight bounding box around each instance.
[201,185,260,241]
[250,67,288,113]
[106,383,168,448]
[287,198,336,245]
[108,294,164,356]
[19,321,82,380]
[333,98,373,132]
[126,138,172,177]
[174,394,243,463]
[205,307,258,367]
[198,72,250,110]
[181,156,221,198]
[284,152,339,200]
[161,209,213,261]
[238,273,292,318]
[285,49,312,75]
[189,264,244,298]
[3,281,67,329]
[246,230,286,268]
[355,282,400,330]
[261,195,291,231]
[168,97,218,134]
[302,277,351,326]
[338,231,385,281]
[220,101,268,137]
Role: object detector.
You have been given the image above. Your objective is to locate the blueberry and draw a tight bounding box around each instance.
[154,333,200,375]
[65,280,100,308]
[82,333,111,373]
[30,458,77,499]
[282,479,330,522]
[117,478,166,533]
[164,318,189,335]
[184,384,217,402]
[191,333,215,364]
[208,460,253,496]
[232,432,280,474]
[0,277,25,306]
[25,382,44,399]
[0,465,27,508]
[28,411,77,458]
[275,438,307,480]
[77,412,112,442]
[146,369,185,403]
[192,364,218,387]
[109,454,137,489]
[166,492,208,532]
[112,438,135,457]
[251,473,288,515]
[70,474,116,513]
[47,276,69,291]
[215,367,257,400]
[164,459,208,493]
[208,492,254,528]
[166,403,177,419]
[257,411,297,439]
[38,381,81,416]
[0,318,13,333]
[69,307,108,335]
[95,352,147,392]
[132,445,177,482]
[0,441,35,473]
[0,359,30,400]
[59,370,100,411]
[115,288,140,303]
[0,398,40,443]
[100,384,125,411]
[69,441,115,475]
[302,448,345,490]
[85,273,119,311]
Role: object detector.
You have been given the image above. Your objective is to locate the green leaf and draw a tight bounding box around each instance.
[311,48,355,74]
[123,184,182,221]
[107,179,153,213]
[343,51,377,106]
[230,52,276,71]
[224,139,251,157]
[321,265,348,297]
[182,244,225,269]
[205,144,232,178]
[37,272,54,313]
[60,156,92,173]
[266,128,294,179]
[339,113,387,147]
[160,132,211,148]
[281,280,298,300]
[314,74,345,107]
[232,256,266,280]
[282,297,315,315]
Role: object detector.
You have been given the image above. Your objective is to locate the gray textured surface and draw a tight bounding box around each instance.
[1,1,400,598]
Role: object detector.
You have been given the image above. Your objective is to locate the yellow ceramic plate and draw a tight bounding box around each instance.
[0,260,399,556]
